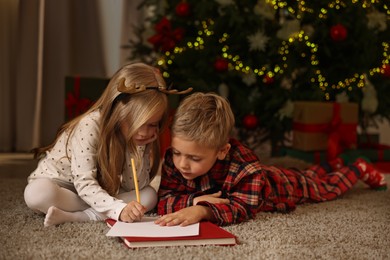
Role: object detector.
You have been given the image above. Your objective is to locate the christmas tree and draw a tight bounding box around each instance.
[125,0,390,152]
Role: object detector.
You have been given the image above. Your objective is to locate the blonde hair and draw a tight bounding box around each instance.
[172,92,235,149]
[34,63,169,196]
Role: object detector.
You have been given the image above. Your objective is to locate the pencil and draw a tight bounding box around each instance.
[131,158,140,203]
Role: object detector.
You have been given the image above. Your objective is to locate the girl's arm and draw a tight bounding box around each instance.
[157,166,196,213]
[70,113,127,220]
[158,155,265,225]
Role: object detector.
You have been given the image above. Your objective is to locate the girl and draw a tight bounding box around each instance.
[24,62,191,227]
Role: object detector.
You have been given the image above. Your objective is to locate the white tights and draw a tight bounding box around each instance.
[24,178,157,227]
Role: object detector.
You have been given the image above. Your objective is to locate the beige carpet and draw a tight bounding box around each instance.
[0,154,389,259]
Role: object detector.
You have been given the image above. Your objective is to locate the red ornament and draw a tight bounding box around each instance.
[382,64,390,78]
[175,2,191,17]
[243,114,259,130]
[148,17,185,52]
[214,58,229,72]
[330,24,347,42]
[263,75,274,84]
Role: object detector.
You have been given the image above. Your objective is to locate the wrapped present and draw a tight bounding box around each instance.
[343,142,390,162]
[277,147,328,164]
[358,133,380,145]
[65,76,109,121]
[343,149,390,162]
[277,147,390,165]
[293,101,358,160]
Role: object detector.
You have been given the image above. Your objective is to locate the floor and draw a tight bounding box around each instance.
[0,153,36,178]
[0,152,33,162]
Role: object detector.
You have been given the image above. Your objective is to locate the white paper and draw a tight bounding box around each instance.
[106,217,199,237]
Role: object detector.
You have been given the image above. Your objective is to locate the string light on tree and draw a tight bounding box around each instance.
[128,0,390,150]
[153,10,387,97]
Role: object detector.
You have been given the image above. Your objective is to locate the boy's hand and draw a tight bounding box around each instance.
[155,206,211,227]
[193,191,230,205]
[119,201,146,222]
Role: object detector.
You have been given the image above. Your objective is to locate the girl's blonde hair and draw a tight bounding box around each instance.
[34,63,169,196]
[172,92,235,150]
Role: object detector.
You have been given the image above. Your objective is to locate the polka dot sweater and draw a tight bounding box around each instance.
[27,111,152,220]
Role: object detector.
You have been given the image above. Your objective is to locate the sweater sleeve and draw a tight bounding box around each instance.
[157,154,197,214]
[158,140,267,226]
[69,113,127,220]
[197,163,265,226]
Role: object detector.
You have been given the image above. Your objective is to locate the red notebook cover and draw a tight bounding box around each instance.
[106,219,237,248]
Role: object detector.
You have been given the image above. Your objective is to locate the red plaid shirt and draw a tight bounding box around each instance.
[158,138,359,226]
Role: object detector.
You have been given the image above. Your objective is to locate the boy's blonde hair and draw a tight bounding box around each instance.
[172,92,235,149]
[35,63,169,196]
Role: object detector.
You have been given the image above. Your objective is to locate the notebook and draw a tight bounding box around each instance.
[105,218,237,248]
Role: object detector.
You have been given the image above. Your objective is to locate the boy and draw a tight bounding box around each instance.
[155,92,387,227]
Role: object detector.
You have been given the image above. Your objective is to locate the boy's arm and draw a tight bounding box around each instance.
[157,159,197,214]
[157,156,231,214]
[155,205,216,226]
[196,171,264,225]
[157,151,231,213]
[158,150,266,226]
[156,191,230,226]
[157,173,263,226]
[158,163,264,226]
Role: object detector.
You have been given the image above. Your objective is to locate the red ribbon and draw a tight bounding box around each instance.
[314,151,321,164]
[293,103,357,160]
[65,76,92,119]
[378,150,384,161]
[359,143,390,150]
[358,142,390,162]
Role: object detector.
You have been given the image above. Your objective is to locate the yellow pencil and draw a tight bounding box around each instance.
[131,158,140,203]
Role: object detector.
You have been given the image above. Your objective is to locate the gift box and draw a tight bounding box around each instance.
[358,133,380,145]
[292,101,358,159]
[277,146,390,165]
[65,76,109,121]
[342,139,390,162]
[277,147,327,164]
[342,149,390,162]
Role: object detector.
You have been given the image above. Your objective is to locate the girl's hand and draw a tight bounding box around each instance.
[119,201,146,222]
[193,191,230,205]
[155,206,212,227]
